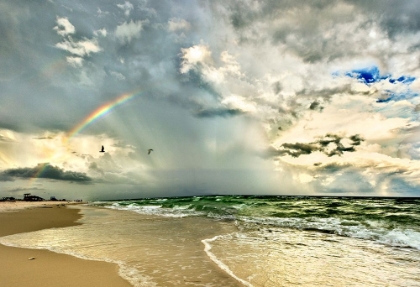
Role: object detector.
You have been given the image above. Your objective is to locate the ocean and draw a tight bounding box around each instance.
[1,196,420,286]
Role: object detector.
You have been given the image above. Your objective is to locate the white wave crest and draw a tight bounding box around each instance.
[106,203,204,218]
[202,235,254,287]
[238,216,420,250]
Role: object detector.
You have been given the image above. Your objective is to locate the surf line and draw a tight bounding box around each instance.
[202,235,254,287]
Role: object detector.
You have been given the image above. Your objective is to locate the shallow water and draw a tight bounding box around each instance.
[1,196,419,286]
[205,228,420,286]
[0,206,240,286]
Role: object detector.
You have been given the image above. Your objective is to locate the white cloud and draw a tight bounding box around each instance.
[180,44,213,73]
[220,51,241,77]
[115,20,145,43]
[180,45,243,85]
[168,18,191,32]
[268,90,420,193]
[117,1,134,16]
[53,17,75,36]
[274,95,411,148]
[54,17,101,66]
[411,78,420,92]
[56,37,101,57]
[221,95,256,113]
[66,56,83,67]
[94,28,107,37]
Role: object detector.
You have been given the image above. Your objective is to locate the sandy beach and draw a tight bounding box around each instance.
[0,202,131,287]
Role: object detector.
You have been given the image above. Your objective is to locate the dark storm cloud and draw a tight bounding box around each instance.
[1,163,92,183]
[1,0,244,135]
[218,0,356,62]
[0,174,13,181]
[309,101,320,110]
[298,85,353,99]
[349,134,363,146]
[195,108,244,118]
[271,81,282,95]
[273,134,364,158]
[2,0,420,134]
[179,69,222,100]
[281,142,317,157]
[7,187,45,193]
[218,0,420,64]
[227,0,338,31]
[1,0,414,134]
[345,0,420,36]
[318,162,352,173]
[0,0,198,133]
[0,1,99,132]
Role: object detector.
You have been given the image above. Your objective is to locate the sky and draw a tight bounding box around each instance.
[1,0,420,200]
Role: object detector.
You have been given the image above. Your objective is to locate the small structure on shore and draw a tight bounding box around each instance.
[23,193,44,201]
[0,197,15,202]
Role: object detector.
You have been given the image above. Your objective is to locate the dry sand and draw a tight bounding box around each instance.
[0,201,75,212]
[0,202,131,287]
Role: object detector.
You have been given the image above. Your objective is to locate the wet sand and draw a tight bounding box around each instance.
[0,202,131,287]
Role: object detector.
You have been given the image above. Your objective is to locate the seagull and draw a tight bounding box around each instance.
[100,146,105,153]
[148,149,153,155]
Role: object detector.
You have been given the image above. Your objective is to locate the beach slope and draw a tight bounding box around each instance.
[0,202,131,287]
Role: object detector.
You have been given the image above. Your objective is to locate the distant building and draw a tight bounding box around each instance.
[23,193,44,201]
[0,197,15,202]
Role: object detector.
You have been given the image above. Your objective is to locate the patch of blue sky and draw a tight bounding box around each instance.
[344,66,389,84]
[345,66,416,86]
[336,66,418,103]
[389,76,416,84]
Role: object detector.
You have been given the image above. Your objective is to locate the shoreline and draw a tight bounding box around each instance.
[0,202,131,287]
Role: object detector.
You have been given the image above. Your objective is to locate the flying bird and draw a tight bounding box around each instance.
[148,149,153,155]
[100,146,105,153]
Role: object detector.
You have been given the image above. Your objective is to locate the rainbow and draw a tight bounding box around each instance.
[65,89,142,141]
[28,89,142,184]
[30,163,50,182]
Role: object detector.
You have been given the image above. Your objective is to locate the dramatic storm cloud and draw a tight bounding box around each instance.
[1,163,92,183]
[1,0,420,199]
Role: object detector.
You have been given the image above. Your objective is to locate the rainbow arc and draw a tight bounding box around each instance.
[65,89,142,141]
[29,88,143,183]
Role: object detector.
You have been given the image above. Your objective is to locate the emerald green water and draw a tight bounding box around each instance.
[104,196,420,248]
[1,196,419,286]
